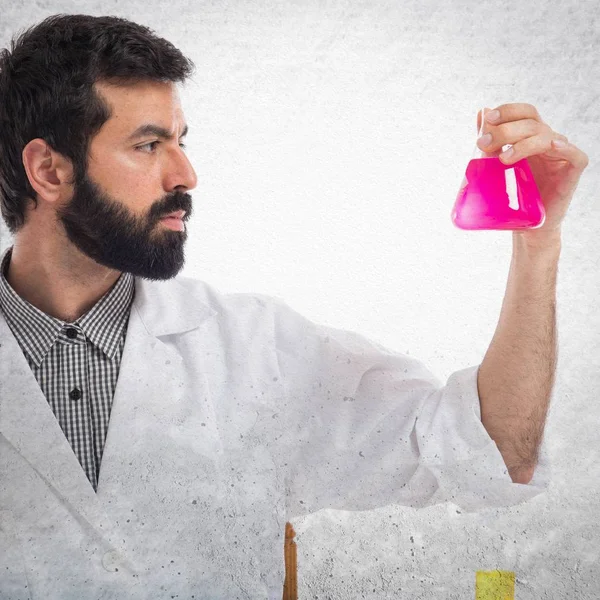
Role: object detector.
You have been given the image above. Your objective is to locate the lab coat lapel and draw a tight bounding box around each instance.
[95,275,218,495]
[0,310,113,541]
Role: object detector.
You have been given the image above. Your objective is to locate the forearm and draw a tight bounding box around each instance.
[477,231,561,484]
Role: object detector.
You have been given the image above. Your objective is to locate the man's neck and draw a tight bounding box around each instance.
[6,239,122,323]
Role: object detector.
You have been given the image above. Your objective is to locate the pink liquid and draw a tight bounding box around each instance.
[451,156,545,230]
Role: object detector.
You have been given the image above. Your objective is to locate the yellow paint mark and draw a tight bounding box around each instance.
[475,570,515,599]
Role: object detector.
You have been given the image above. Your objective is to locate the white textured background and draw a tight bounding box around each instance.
[1,1,599,598]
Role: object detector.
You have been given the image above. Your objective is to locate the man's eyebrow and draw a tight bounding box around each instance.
[127,123,189,142]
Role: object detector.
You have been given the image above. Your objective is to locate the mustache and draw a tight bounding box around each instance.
[155,193,192,219]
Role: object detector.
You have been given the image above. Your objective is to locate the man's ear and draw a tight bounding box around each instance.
[22,138,73,204]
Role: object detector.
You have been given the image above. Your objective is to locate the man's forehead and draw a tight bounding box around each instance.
[94,80,185,135]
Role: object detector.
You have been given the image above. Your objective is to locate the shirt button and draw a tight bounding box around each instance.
[66,327,78,339]
[69,388,82,401]
[102,550,121,572]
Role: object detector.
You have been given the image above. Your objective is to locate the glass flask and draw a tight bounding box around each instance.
[451,106,546,231]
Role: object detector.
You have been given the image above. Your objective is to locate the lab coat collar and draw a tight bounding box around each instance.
[132,273,218,337]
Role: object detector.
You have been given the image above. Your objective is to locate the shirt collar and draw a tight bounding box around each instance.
[0,246,135,367]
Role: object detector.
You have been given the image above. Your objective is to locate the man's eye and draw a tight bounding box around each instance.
[136,142,187,153]
[137,141,160,152]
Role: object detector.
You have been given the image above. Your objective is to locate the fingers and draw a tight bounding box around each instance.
[494,133,589,170]
[473,104,589,171]
[477,119,544,156]
[485,103,542,125]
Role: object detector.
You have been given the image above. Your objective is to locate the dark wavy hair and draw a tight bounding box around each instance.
[0,14,195,235]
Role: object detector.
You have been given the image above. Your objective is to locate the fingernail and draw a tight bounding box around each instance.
[479,133,492,146]
[486,109,500,122]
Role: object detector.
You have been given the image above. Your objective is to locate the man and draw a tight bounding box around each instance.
[0,13,588,600]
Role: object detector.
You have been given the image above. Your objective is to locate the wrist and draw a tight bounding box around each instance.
[512,228,562,256]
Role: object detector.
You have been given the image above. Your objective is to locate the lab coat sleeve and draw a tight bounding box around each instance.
[269,296,551,519]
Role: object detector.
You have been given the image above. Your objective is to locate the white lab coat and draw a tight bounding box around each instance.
[0,273,550,599]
